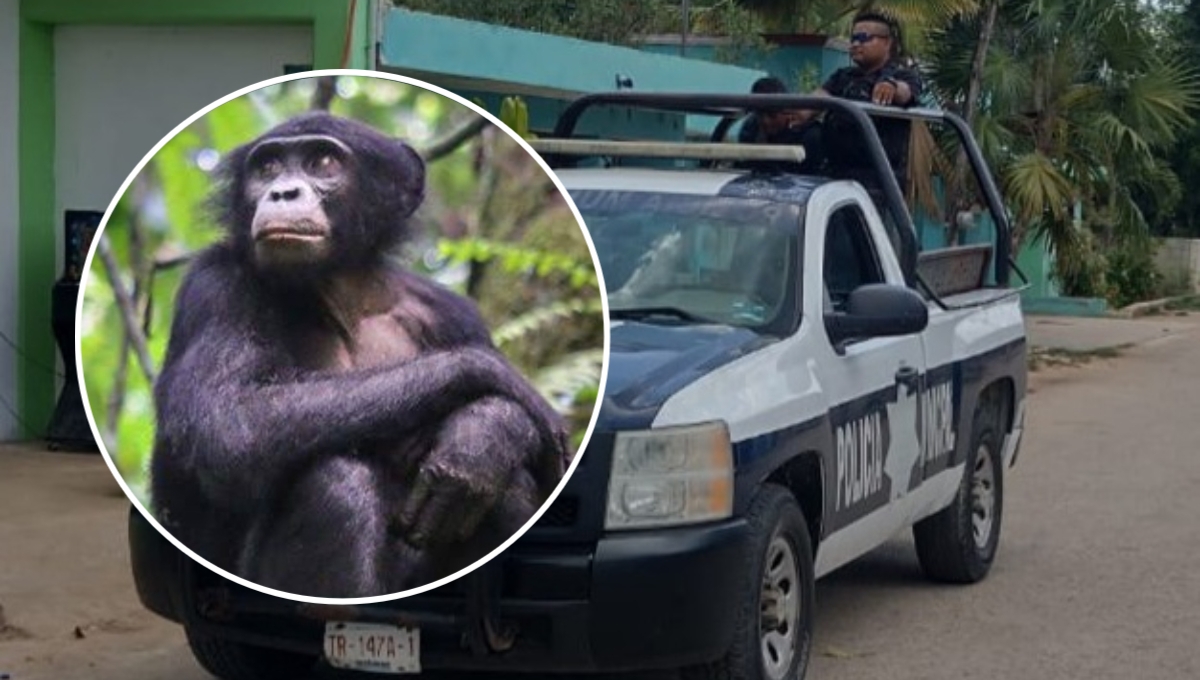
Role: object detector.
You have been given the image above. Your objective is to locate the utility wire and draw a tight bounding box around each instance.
[0,329,66,380]
[0,389,44,439]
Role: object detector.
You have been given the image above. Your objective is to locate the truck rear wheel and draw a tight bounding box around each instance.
[913,402,1004,583]
[185,624,317,680]
[681,483,814,680]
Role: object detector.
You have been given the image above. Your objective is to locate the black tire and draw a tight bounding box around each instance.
[185,624,317,680]
[681,483,815,680]
[913,400,1004,583]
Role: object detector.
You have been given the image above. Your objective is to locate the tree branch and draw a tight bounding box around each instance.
[311,76,338,111]
[98,235,158,386]
[421,115,489,163]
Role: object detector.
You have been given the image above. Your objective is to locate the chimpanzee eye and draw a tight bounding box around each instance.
[256,157,284,178]
[310,153,342,177]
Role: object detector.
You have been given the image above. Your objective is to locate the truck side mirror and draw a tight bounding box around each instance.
[824,283,929,353]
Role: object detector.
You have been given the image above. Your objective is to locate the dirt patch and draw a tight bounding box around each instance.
[0,603,33,641]
[1028,343,1133,372]
[71,618,146,639]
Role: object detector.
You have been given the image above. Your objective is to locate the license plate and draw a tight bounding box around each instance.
[323,621,420,674]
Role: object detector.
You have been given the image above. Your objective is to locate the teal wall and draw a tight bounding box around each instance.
[639,36,850,93]
[444,90,688,141]
[1016,231,1060,298]
[377,9,767,100]
[376,9,771,142]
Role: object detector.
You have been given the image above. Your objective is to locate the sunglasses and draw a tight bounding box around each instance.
[850,32,889,45]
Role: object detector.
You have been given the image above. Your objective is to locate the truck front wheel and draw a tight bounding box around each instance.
[185,624,317,680]
[682,483,815,680]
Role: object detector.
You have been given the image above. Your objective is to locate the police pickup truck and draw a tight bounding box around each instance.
[127,93,1028,680]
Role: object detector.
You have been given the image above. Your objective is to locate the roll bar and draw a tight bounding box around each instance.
[544,92,1012,288]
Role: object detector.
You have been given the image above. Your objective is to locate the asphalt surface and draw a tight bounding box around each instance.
[2,312,1199,680]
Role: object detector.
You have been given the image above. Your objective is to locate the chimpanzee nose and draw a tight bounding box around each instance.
[268,182,304,202]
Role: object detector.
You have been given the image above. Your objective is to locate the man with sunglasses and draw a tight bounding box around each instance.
[791,10,923,187]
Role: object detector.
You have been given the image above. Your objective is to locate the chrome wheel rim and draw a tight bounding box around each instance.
[971,443,997,551]
[760,534,800,680]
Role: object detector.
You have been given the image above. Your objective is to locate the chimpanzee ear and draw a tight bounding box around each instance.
[391,140,427,217]
[207,142,253,232]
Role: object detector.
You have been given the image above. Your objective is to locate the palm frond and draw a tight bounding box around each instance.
[1121,57,1200,147]
[1003,151,1075,224]
[493,297,605,348]
[1089,111,1152,157]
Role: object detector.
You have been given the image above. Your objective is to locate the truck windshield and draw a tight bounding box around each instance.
[570,189,802,335]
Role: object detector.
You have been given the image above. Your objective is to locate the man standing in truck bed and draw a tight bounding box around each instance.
[791,10,924,187]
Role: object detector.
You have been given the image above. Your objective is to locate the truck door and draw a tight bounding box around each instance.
[811,196,928,572]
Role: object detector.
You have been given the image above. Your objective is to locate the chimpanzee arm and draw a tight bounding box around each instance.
[393,269,571,455]
[151,251,549,512]
[386,274,571,547]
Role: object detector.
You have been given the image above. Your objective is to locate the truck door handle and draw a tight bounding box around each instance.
[895,365,919,395]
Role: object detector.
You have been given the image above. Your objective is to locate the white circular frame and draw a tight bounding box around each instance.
[74,68,611,605]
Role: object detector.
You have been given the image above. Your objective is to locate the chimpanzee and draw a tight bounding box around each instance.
[148,111,572,598]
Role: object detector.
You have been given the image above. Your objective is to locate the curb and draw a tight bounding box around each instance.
[1112,294,1200,318]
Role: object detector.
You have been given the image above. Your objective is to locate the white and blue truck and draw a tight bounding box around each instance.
[128,93,1029,680]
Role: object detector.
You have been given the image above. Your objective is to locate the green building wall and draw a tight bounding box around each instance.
[16,0,367,436]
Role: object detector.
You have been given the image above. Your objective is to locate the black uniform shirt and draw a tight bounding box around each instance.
[820,61,924,182]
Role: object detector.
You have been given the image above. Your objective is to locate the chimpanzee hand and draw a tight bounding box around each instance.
[396,394,552,547]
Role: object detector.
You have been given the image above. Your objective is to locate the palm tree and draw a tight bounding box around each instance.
[922,0,1200,294]
[736,0,979,50]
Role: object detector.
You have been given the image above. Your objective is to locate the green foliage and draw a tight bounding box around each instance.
[499,96,532,139]
[1050,228,1108,300]
[79,75,605,495]
[923,0,1200,305]
[1104,238,1163,308]
[437,239,598,290]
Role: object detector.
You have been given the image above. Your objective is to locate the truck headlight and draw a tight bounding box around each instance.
[605,421,734,530]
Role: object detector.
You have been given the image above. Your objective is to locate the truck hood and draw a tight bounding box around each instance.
[597,321,775,431]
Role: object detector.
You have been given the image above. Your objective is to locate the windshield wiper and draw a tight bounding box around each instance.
[610,306,714,324]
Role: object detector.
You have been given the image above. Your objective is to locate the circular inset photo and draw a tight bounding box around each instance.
[76,70,607,602]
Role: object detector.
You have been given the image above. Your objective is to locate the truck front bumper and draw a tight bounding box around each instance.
[129,508,749,673]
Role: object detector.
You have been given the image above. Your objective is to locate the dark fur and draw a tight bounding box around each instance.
[149,112,569,598]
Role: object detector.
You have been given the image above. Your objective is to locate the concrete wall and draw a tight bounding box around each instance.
[53,25,313,276]
[1,0,19,439]
[1156,238,1200,293]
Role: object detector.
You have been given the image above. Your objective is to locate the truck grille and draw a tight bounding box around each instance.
[535,495,579,528]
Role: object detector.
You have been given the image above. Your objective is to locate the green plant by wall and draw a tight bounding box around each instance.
[499,96,533,139]
[1052,228,1108,300]
[1105,238,1163,308]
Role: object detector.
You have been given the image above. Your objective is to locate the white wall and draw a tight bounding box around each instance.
[1156,238,1200,293]
[54,24,314,274]
[41,24,312,437]
[1,0,21,440]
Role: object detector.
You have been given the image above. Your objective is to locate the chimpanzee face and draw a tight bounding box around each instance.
[244,134,354,270]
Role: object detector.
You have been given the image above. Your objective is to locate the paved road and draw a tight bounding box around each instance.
[3,314,1199,680]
